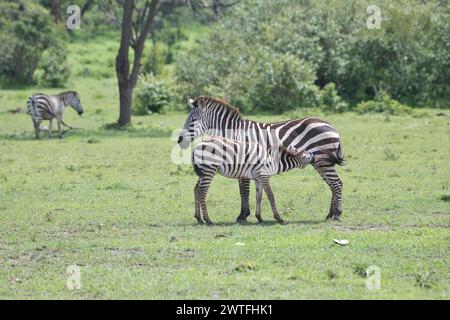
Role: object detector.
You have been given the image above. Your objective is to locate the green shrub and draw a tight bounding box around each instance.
[356,93,412,115]
[34,43,70,87]
[133,74,172,115]
[0,0,54,86]
[243,49,318,113]
[175,0,449,109]
[142,43,166,76]
[319,83,347,113]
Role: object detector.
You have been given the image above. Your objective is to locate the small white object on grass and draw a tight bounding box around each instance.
[235,242,245,246]
[333,239,349,246]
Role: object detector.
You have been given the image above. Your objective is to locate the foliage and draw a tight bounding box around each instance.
[142,43,166,76]
[319,83,347,113]
[34,43,70,87]
[133,74,172,114]
[153,28,188,64]
[0,0,54,86]
[356,92,412,115]
[176,0,450,110]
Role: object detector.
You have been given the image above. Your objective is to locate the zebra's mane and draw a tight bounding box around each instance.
[57,91,78,98]
[194,96,243,119]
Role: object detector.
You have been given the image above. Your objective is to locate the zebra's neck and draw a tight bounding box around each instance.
[56,93,71,108]
[205,107,243,138]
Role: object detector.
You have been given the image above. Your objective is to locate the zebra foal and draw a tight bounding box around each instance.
[27,91,84,139]
[192,137,313,225]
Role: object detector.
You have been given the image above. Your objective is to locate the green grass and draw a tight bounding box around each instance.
[0,27,449,300]
[0,106,449,299]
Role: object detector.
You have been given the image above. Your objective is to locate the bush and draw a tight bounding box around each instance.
[356,93,412,115]
[133,74,172,115]
[175,0,449,110]
[319,83,347,113]
[142,43,166,76]
[34,43,70,87]
[0,0,54,86]
[243,49,318,113]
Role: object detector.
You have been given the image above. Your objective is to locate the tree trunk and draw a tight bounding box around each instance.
[81,0,95,18]
[118,83,133,127]
[51,0,61,23]
[116,0,134,127]
[212,0,221,20]
[115,0,159,127]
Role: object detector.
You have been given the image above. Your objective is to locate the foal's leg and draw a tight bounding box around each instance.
[259,175,284,224]
[236,178,251,223]
[194,180,203,224]
[255,180,263,223]
[198,176,214,225]
[33,120,40,140]
[57,114,63,139]
[48,118,53,139]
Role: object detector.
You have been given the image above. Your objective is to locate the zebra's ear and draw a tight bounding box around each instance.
[187,97,195,109]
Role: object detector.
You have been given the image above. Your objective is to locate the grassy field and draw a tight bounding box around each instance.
[0,32,449,300]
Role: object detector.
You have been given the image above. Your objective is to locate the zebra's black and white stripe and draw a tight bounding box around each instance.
[193,136,313,225]
[178,96,345,221]
[27,91,84,139]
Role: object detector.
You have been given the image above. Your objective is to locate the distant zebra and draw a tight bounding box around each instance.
[178,96,345,222]
[193,136,313,225]
[27,91,84,139]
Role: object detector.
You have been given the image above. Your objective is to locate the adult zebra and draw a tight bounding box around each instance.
[27,91,84,139]
[193,136,313,225]
[177,96,345,222]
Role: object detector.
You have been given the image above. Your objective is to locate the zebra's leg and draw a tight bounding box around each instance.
[61,120,72,129]
[198,176,214,225]
[313,162,343,221]
[255,180,263,223]
[259,176,285,224]
[194,180,203,224]
[57,114,63,139]
[33,120,40,140]
[48,118,53,139]
[236,178,251,223]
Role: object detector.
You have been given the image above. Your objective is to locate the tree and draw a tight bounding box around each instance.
[101,0,160,127]
[80,0,95,18]
[50,0,61,23]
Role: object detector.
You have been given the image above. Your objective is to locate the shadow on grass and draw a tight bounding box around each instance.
[185,219,325,227]
[0,125,172,141]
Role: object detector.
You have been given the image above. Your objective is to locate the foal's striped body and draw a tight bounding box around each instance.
[193,137,313,225]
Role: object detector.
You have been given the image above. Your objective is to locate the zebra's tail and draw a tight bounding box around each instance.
[27,95,36,116]
[317,142,345,166]
[334,142,345,166]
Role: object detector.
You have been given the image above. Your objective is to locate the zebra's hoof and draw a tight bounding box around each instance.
[326,214,341,221]
[195,217,204,224]
[276,218,286,225]
[205,220,213,226]
[237,218,247,224]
